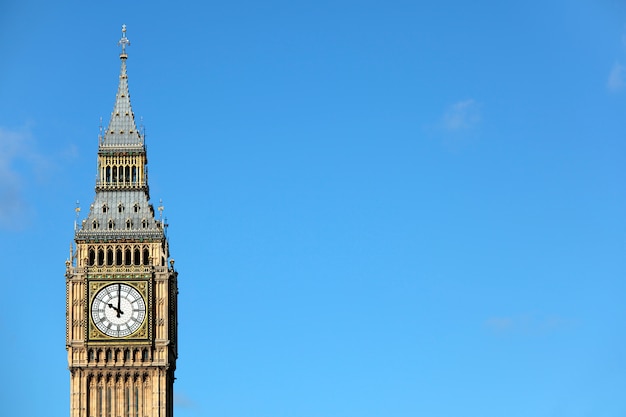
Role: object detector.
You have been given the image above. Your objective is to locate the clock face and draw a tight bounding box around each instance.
[91,283,146,337]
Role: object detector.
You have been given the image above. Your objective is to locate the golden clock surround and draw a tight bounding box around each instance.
[87,280,152,341]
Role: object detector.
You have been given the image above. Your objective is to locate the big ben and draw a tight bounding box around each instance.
[65,25,178,417]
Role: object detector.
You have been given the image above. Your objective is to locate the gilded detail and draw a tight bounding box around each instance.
[66,25,178,417]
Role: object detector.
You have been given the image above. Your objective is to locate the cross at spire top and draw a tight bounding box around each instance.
[118,24,130,57]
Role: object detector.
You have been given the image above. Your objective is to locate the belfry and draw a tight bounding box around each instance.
[66,25,178,417]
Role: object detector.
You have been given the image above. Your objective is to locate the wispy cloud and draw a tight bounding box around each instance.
[485,313,573,335]
[606,30,626,93]
[0,127,41,231]
[0,125,80,231]
[485,316,514,332]
[607,62,625,92]
[441,99,481,131]
[174,392,199,410]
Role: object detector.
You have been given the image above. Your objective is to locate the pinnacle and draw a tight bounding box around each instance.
[101,26,143,149]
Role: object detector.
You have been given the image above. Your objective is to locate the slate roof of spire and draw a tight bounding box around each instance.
[75,190,164,241]
[101,28,143,149]
[75,25,164,242]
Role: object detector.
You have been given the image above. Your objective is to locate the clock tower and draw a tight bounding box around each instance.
[65,26,178,417]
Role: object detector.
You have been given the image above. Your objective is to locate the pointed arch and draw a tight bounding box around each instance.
[134,248,141,266]
[125,248,132,266]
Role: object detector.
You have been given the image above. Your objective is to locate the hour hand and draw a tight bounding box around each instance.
[107,303,124,317]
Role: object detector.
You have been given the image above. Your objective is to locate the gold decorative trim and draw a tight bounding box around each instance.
[88,280,150,341]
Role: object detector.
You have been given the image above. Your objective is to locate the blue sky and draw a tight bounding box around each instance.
[2,0,626,416]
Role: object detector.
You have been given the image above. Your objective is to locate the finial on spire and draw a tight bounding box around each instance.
[118,24,130,57]
[99,117,103,144]
[74,200,81,231]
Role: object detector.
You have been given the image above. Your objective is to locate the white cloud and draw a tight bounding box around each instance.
[607,62,625,92]
[485,313,573,335]
[174,392,199,410]
[0,126,80,231]
[484,316,514,332]
[441,99,481,131]
[0,127,38,231]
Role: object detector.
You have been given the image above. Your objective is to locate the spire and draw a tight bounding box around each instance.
[101,24,143,148]
[76,24,162,242]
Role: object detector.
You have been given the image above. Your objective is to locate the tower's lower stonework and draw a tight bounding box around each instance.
[66,25,178,417]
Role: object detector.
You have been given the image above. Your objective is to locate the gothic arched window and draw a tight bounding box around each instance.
[107,387,112,417]
[135,386,139,416]
[125,387,130,417]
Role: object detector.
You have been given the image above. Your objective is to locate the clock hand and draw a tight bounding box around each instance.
[117,283,122,318]
[106,303,124,315]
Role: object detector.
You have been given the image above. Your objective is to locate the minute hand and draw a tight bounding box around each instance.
[117,283,122,318]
